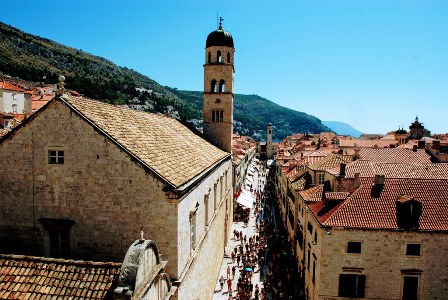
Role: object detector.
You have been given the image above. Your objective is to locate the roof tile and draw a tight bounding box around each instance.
[0,255,121,300]
[43,95,229,188]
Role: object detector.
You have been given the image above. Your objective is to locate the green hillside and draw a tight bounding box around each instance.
[0,21,329,141]
[168,89,328,141]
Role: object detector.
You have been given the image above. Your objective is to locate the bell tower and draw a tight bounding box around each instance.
[203,17,234,152]
[266,123,273,159]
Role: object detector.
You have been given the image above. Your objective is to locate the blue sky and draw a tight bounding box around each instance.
[2,0,447,134]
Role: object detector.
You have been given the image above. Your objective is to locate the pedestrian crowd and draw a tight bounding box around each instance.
[216,161,303,299]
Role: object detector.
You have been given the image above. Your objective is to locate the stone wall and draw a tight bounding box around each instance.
[0,102,182,277]
[174,161,232,299]
[0,99,235,299]
[306,224,448,299]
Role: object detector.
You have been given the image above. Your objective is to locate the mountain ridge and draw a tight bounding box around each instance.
[322,121,363,137]
[0,21,329,141]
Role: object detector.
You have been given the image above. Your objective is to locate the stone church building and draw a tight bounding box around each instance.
[0,22,235,299]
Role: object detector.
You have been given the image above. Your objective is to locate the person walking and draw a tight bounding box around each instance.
[227,278,232,295]
[219,275,225,291]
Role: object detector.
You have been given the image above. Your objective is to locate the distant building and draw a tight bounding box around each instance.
[409,116,430,139]
[0,80,26,114]
[258,123,278,160]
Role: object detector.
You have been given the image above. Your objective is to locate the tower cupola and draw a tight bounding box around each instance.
[206,20,234,48]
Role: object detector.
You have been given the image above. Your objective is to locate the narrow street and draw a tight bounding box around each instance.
[213,160,302,300]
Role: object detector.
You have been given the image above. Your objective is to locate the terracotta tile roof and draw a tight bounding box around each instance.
[0,254,121,299]
[338,138,397,148]
[299,184,323,203]
[291,177,306,191]
[329,160,448,179]
[308,154,352,171]
[32,100,49,111]
[0,81,24,92]
[358,148,431,163]
[309,177,448,231]
[60,95,229,188]
[325,192,351,200]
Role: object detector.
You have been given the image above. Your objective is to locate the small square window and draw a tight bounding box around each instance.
[406,243,421,256]
[347,241,362,253]
[48,150,64,164]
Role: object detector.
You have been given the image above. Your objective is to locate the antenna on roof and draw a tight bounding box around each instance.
[217,12,219,29]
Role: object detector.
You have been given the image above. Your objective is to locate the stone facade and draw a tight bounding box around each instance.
[303,224,448,300]
[203,43,234,153]
[266,123,274,159]
[0,99,233,299]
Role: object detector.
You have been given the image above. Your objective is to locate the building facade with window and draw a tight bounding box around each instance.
[0,80,26,115]
[295,174,448,300]
[0,95,233,299]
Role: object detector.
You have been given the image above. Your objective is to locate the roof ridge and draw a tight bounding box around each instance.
[0,254,122,267]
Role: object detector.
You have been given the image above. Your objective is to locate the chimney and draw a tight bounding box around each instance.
[433,140,441,150]
[353,146,360,160]
[339,163,346,178]
[396,196,422,230]
[417,140,425,149]
[371,174,385,198]
[412,145,418,152]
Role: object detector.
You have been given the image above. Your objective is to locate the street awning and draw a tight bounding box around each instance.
[236,196,252,208]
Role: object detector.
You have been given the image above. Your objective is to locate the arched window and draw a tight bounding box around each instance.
[227,52,231,63]
[211,80,217,93]
[208,52,211,63]
[212,109,224,123]
[219,80,225,93]
[217,50,222,63]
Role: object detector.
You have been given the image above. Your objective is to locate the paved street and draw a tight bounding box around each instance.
[213,160,267,300]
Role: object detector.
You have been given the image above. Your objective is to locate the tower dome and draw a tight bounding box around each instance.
[206,19,234,48]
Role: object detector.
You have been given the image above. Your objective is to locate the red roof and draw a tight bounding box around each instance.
[329,160,448,179]
[359,148,431,163]
[0,254,121,299]
[0,81,24,92]
[308,177,448,231]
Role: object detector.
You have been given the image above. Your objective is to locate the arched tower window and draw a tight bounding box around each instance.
[217,50,222,63]
[212,109,224,123]
[219,80,225,93]
[208,52,211,63]
[227,52,231,63]
[211,80,217,93]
